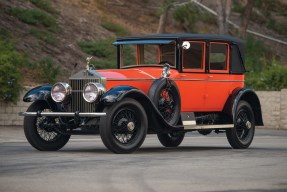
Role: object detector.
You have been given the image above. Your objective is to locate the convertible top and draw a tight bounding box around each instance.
[116,33,245,58]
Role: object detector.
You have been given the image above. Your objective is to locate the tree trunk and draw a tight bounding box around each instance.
[239,0,254,38]
[216,0,232,34]
[157,11,169,34]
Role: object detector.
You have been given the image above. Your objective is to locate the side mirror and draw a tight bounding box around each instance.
[182,41,190,50]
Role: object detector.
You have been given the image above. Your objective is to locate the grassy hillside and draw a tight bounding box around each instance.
[0,0,287,102]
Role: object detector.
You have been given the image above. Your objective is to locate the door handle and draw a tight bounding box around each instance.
[208,75,213,78]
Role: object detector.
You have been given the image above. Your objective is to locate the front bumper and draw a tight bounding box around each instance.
[19,112,106,117]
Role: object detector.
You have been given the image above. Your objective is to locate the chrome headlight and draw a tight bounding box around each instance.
[51,82,72,102]
[83,82,106,103]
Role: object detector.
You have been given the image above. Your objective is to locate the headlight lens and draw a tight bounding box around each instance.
[51,82,71,102]
[83,82,105,103]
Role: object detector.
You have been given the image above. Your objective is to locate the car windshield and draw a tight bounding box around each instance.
[119,43,176,68]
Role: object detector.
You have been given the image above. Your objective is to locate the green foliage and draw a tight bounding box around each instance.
[244,36,287,91]
[173,5,197,33]
[245,36,267,73]
[173,4,216,33]
[266,19,287,36]
[158,0,175,14]
[8,8,58,31]
[30,29,57,45]
[101,21,129,36]
[0,36,27,103]
[78,39,115,58]
[79,38,116,69]
[79,38,135,69]
[232,0,244,13]
[245,59,287,91]
[35,57,59,84]
[30,0,57,14]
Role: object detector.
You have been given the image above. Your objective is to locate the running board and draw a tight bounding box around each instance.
[184,124,234,130]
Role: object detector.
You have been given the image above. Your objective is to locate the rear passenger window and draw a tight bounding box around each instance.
[182,42,205,72]
[209,43,229,72]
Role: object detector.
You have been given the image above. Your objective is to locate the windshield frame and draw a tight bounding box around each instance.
[115,40,177,69]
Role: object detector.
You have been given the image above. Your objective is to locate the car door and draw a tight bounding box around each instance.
[175,41,208,112]
[205,42,232,111]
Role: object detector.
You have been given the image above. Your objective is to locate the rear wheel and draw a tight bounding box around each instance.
[157,132,185,147]
[24,101,70,151]
[149,78,184,147]
[100,98,147,153]
[226,101,255,149]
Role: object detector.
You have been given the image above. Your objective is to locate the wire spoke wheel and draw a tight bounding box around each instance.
[36,109,60,142]
[24,101,70,151]
[100,98,147,153]
[112,108,139,144]
[158,87,176,122]
[235,109,252,141]
[226,101,255,149]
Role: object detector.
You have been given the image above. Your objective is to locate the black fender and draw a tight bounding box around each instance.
[23,85,61,112]
[223,88,264,126]
[99,86,183,133]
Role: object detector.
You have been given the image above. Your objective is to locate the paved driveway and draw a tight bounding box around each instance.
[0,127,287,192]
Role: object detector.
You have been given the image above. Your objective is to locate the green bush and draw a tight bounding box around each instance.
[78,39,115,58]
[101,21,129,36]
[8,8,58,31]
[173,5,197,33]
[0,37,27,102]
[245,35,267,73]
[173,4,216,33]
[30,29,57,45]
[79,38,135,69]
[245,59,287,91]
[36,57,59,84]
[30,0,57,14]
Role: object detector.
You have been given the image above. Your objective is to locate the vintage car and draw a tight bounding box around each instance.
[20,34,263,153]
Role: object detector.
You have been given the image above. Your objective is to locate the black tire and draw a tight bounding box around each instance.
[100,98,147,153]
[148,78,181,125]
[226,101,255,149]
[149,78,183,147]
[24,101,70,151]
[157,132,185,147]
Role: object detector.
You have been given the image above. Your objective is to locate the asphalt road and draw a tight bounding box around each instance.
[0,127,287,192]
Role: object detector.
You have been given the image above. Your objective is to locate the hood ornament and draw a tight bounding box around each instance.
[86,56,95,70]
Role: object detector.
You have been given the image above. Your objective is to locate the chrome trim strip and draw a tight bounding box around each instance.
[107,78,244,82]
[183,120,196,126]
[19,112,106,117]
[184,124,234,130]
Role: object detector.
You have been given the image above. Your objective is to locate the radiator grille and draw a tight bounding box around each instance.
[70,79,99,112]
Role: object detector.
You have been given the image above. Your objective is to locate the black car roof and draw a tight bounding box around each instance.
[117,33,243,44]
[117,33,245,59]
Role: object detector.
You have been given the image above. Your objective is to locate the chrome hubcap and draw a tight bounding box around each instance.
[127,122,135,131]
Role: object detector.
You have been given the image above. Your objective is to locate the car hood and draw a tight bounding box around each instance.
[96,67,178,80]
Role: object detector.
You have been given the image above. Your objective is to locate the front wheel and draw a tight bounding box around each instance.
[226,101,255,149]
[24,101,70,151]
[100,98,148,153]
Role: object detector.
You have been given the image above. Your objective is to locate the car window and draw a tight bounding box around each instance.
[209,43,228,71]
[182,42,205,72]
[160,44,176,66]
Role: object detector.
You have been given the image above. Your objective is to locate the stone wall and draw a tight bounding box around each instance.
[0,91,30,126]
[0,89,287,129]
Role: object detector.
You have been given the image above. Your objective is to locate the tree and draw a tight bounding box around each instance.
[157,0,174,34]
[216,0,232,34]
[239,0,254,38]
